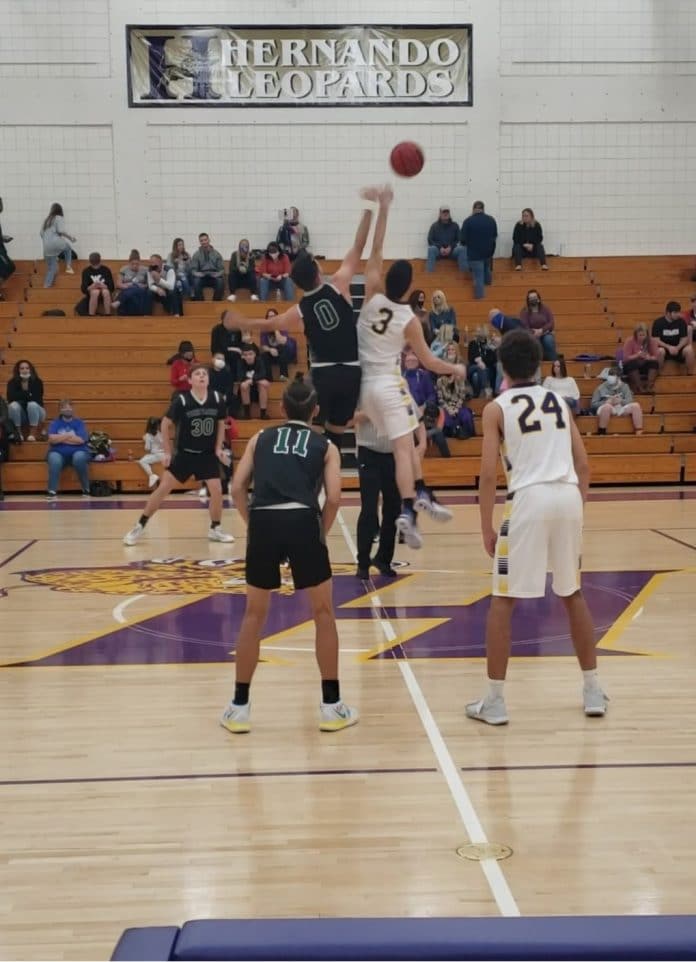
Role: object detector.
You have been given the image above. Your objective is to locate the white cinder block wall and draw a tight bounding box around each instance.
[1,0,696,260]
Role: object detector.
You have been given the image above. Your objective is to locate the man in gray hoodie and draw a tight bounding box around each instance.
[191,232,225,301]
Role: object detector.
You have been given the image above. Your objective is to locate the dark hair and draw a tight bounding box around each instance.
[265,308,279,320]
[198,232,209,241]
[521,207,535,223]
[526,289,542,309]
[178,340,194,355]
[266,242,280,255]
[128,249,140,261]
[552,356,568,378]
[146,416,161,435]
[171,237,186,256]
[42,203,64,231]
[189,362,210,377]
[408,289,426,311]
[385,259,413,302]
[13,359,37,380]
[282,377,318,423]
[290,251,319,291]
[666,301,681,314]
[498,330,542,381]
[472,200,485,211]
[88,252,101,266]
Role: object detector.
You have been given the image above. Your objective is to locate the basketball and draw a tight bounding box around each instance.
[389,141,425,178]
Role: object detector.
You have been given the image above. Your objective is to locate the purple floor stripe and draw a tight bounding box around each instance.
[0,539,37,569]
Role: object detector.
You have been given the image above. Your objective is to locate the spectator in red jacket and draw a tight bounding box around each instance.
[256,242,294,302]
[167,340,198,392]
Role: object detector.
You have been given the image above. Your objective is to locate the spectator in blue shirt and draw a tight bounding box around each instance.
[426,206,464,273]
[46,399,91,499]
[460,201,498,299]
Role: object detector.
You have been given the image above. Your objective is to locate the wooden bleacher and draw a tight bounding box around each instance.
[1,254,695,494]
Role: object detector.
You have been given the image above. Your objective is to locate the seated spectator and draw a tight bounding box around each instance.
[117,250,151,315]
[422,400,450,458]
[137,416,166,489]
[260,308,296,382]
[46,399,92,498]
[402,350,437,412]
[167,238,192,300]
[651,301,695,375]
[40,202,76,287]
[7,359,46,440]
[429,290,459,357]
[681,294,696,342]
[240,330,261,357]
[622,323,660,394]
[78,252,114,316]
[468,326,498,398]
[209,352,235,410]
[437,343,475,439]
[488,308,522,336]
[513,208,548,270]
[542,357,581,412]
[191,232,225,301]
[148,254,182,316]
[277,207,310,261]
[167,340,198,392]
[519,289,558,360]
[211,310,244,382]
[460,200,497,299]
[590,368,642,435]
[408,289,433,344]
[227,239,259,302]
[256,243,294,301]
[426,206,463,273]
[238,346,270,419]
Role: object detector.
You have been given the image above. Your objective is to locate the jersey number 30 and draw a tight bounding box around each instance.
[272,427,311,458]
[511,392,566,433]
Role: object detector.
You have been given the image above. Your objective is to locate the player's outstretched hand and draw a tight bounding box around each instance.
[378,184,394,206]
[482,527,498,558]
[359,186,381,202]
[452,363,467,381]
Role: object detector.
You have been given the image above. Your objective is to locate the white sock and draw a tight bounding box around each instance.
[488,679,505,700]
[582,668,600,690]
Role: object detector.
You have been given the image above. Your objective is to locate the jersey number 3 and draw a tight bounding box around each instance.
[273,427,311,458]
[512,392,566,433]
[371,307,393,335]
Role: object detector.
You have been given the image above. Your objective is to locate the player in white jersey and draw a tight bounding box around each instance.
[467,329,608,725]
[357,186,467,548]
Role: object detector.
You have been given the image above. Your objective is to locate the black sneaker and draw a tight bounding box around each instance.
[355,566,370,580]
[373,559,397,578]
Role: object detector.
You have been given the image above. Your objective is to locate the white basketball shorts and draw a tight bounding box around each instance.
[359,374,419,441]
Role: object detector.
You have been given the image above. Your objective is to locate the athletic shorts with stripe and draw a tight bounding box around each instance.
[359,374,419,441]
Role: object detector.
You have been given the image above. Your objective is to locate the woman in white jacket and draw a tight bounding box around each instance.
[542,357,580,413]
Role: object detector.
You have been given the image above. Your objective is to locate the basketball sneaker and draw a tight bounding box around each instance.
[123,523,144,545]
[396,509,422,549]
[220,702,251,734]
[415,488,453,523]
[373,558,397,577]
[148,474,159,488]
[583,686,608,717]
[208,526,234,543]
[319,701,359,732]
[465,695,509,726]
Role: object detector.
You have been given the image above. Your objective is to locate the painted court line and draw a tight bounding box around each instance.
[0,540,37,569]
[651,528,696,552]
[335,510,521,919]
[460,760,696,774]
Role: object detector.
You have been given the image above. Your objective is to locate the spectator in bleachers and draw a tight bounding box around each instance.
[260,308,296,382]
[542,358,581,413]
[137,417,166,489]
[117,250,150,315]
[167,238,192,300]
[681,294,696,342]
[40,203,76,287]
[622,323,660,394]
[238,346,270,419]
[467,325,499,398]
[167,340,198,392]
[147,254,182,316]
[46,399,92,498]
[519,289,558,360]
[460,201,498,299]
[191,232,225,301]
[426,206,462,273]
[512,208,548,271]
[408,289,433,344]
[422,400,450,458]
[211,310,244,383]
[209,351,235,410]
[590,368,643,435]
[7,359,45,441]
[651,301,695,375]
[0,196,14,301]
[256,242,294,301]
[402,349,437,412]
[277,207,310,261]
[227,239,259,302]
[429,290,459,353]
[437,343,475,439]
[77,252,114,316]
[240,330,261,358]
[488,308,522,335]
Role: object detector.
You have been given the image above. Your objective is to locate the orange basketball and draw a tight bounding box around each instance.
[390,141,425,178]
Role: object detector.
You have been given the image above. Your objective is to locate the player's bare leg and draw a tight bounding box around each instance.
[561,590,608,716]
[465,596,514,725]
[307,579,359,731]
[206,476,234,542]
[123,470,177,544]
[220,586,271,733]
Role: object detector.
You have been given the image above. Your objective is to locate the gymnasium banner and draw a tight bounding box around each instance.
[126,25,472,107]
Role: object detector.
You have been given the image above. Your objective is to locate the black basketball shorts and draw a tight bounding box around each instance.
[311,364,361,427]
[246,508,331,590]
[168,451,220,483]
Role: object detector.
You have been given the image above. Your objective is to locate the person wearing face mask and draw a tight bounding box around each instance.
[590,368,643,435]
[167,340,198,392]
[519,290,557,361]
[209,352,235,406]
[148,254,181,316]
[7,359,46,441]
[227,239,260,303]
[276,206,310,261]
[45,399,92,499]
[256,244,294,302]
[467,326,498,398]
[408,290,432,345]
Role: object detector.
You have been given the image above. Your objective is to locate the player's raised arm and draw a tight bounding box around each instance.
[321,440,342,534]
[405,315,467,379]
[478,401,504,557]
[363,185,394,302]
[331,190,380,298]
[223,305,301,333]
[230,432,260,524]
[569,417,591,502]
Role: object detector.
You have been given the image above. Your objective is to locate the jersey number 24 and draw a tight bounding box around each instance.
[511,392,566,433]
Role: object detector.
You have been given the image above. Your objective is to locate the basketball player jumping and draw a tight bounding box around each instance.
[220,378,358,734]
[467,329,608,725]
[356,185,467,549]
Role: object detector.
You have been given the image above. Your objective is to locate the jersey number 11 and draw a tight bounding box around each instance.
[273,427,311,458]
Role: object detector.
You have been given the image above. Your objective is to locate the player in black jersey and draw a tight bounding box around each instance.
[123,364,234,545]
[227,187,382,450]
[219,378,358,734]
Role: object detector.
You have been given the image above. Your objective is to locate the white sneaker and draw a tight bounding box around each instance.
[123,523,144,546]
[319,701,359,732]
[465,695,509,726]
[396,510,422,549]
[583,687,608,717]
[65,266,74,275]
[250,294,259,302]
[26,434,36,442]
[148,474,159,488]
[208,526,234,543]
[226,293,236,302]
[414,489,453,523]
[220,702,251,734]
[198,485,208,499]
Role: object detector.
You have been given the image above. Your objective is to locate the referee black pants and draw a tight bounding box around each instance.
[356,446,401,569]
